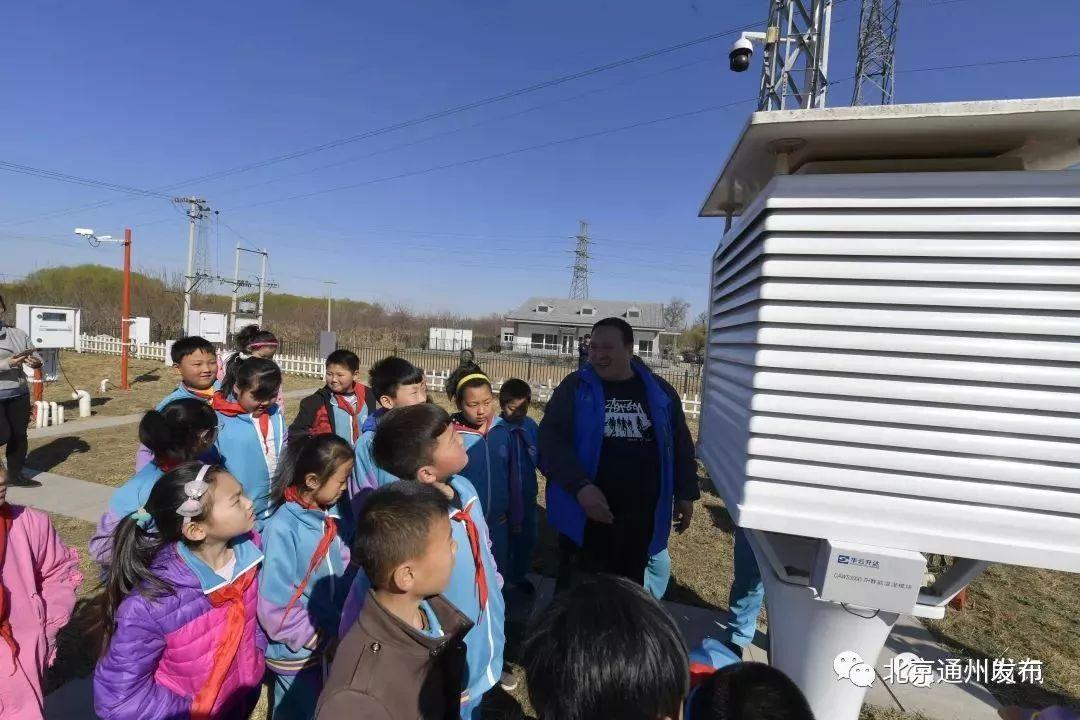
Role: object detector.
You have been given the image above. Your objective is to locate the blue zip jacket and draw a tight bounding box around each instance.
[452,417,505,527]
[352,409,400,494]
[487,415,539,526]
[215,402,287,527]
[336,475,505,717]
[155,380,219,411]
[540,361,699,556]
[258,499,352,675]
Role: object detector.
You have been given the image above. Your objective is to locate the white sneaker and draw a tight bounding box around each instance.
[499,668,519,692]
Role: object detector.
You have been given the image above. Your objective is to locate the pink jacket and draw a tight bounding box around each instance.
[0,506,82,720]
[94,538,266,720]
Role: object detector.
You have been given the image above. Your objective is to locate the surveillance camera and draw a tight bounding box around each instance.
[74,228,95,237]
[729,36,754,72]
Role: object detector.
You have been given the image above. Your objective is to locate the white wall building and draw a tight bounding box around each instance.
[502,297,671,357]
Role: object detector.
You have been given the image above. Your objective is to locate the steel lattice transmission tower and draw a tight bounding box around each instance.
[758,0,834,110]
[568,220,590,300]
[851,0,902,105]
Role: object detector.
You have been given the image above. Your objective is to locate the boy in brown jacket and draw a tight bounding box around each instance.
[317,482,472,720]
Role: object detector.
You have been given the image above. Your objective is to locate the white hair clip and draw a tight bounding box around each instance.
[176,464,212,523]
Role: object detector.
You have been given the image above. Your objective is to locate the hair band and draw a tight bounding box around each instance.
[176,464,213,524]
[455,373,490,394]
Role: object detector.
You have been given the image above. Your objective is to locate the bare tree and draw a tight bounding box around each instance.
[663,297,691,330]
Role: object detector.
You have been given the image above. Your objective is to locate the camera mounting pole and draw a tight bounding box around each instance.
[757,0,834,111]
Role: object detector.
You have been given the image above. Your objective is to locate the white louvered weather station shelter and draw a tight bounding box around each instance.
[696,97,1080,720]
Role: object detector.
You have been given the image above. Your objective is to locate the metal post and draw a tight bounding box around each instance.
[257,250,267,327]
[229,243,240,342]
[182,208,196,335]
[324,280,336,332]
[120,228,132,390]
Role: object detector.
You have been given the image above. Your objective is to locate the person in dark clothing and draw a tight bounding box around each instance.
[0,295,42,487]
[577,334,591,370]
[540,317,698,589]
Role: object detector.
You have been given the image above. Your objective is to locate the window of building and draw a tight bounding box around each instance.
[627,307,641,319]
[581,306,595,316]
[502,332,515,344]
[638,339,654,355]
[536,304,552,313]
[531,333,558,350]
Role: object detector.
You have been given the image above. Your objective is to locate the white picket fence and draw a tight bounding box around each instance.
[80,334,168,361]
[75,333,701,418]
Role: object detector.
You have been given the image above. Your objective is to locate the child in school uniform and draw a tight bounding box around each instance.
[94,462,265,720]
[445,363,507,560]
[317,482,472,720]
[486,379,539,591]
[93,398,219,569]
[134,335,219,471]
[0,466,83,720]
[218,325,286,415]
[338,404,505,720]
[351,356,428,497]
[290,350,376,444]
[259,434,356,719]
[214,355,286,528]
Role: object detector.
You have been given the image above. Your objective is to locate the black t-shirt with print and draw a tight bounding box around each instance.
[593,374,661,515]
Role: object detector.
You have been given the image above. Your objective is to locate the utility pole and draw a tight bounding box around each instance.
[758,0,834,110]
[76,227,132,390]
[120,228,132,390]
[229,243,241,339]
[324,281,336,332]
[568,220,590,300]
[257,249,267,327]
[851,0,902,105]
[174,197,212,335]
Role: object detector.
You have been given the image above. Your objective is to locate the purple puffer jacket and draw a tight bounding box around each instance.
[93,538,266,720]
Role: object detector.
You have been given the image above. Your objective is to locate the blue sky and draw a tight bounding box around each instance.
[0,0,1075,316]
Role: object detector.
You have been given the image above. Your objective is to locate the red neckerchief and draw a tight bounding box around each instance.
[182,384,215,402]
[213,392,272,454]
[277,487,338,633]
[332,385,365,443]
[190,564,258,719]
[452,416,490,438]
[0,504,18,672]
[451,503,489,616]
[156,458,181,473]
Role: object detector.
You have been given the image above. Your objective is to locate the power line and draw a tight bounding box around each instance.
[0,17,766,226]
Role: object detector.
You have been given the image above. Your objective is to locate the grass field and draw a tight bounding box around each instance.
[31,353,1080,719]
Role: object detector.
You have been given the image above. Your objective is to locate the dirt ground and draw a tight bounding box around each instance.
[33,353,1080,718]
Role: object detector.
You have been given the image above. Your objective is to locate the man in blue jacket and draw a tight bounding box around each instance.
[540,316,699,588]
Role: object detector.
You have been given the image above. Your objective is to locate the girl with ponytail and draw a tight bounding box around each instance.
[218,324,285,414]
[258,433,355,718]
[91,399,219,570]
[213,355,286,528]
[446,362,507,549]
[94,462,265,720]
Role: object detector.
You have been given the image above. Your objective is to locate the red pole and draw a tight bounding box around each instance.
[120,228,132,390]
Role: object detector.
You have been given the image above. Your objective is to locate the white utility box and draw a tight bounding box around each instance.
[187,311,228,344]
[698,97,1080,573]
[131,317,151,346]
[810,540,925,615]
[15,304,81,350]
